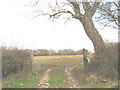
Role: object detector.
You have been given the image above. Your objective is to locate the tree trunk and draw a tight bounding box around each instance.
[81,16,106,61]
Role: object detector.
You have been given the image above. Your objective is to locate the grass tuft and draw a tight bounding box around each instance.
[48,76,65,87]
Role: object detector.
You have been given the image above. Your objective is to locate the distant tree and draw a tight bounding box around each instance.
[62,49,75,55]
[33,49,49,56]
[33,50,39,56]
[48,49,57,56]
[39,49,49,56]
[58,49,65,55]
[76,49,83,55]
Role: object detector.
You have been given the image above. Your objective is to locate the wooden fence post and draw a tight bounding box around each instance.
[83,48,89,69]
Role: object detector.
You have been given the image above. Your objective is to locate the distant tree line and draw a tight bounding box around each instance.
[33,49,90,56]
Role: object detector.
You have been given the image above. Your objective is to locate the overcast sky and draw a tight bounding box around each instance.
[0,0,118,52]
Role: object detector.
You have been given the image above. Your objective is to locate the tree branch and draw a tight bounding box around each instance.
[49,10,74,19]
[67,0,83,20]
[90,0,101,16]
[82,0,91,13]
[98,6,118,25]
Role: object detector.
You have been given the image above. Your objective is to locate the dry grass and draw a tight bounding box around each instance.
[33,55,83,67]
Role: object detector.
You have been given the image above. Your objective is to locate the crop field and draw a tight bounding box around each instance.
[33,55,83,67]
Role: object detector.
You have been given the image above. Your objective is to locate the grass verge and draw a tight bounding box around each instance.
[3,73,39,88]
[48,76,65,87]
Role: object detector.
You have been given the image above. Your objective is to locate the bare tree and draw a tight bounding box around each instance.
[95,1,119,28]
[30,0,117,63]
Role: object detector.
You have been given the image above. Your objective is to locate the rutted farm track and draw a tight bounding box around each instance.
[33,55,85,88]
[37,66,83,88]
[65,67,80,88]
[38,68,52,88]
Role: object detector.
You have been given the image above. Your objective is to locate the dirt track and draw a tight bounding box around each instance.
[38,68,52,88]
[37,65,84,88]
[65,67,80,88]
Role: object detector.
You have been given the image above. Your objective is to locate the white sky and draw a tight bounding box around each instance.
[0,0,118,52]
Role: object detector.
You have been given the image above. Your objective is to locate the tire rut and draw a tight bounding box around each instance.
[65,66,80,88]
[38,68,52,88]
[37,66,83,88]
